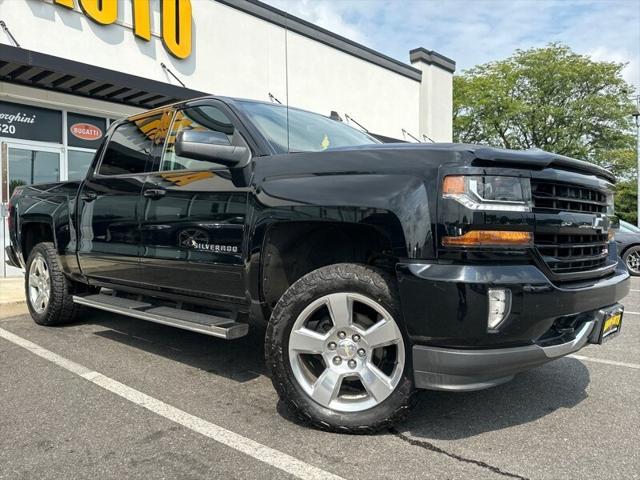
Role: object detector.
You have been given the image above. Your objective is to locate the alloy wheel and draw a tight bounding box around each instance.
[288,292,405,412]
[28,254,51,314]
[627,250,640,274]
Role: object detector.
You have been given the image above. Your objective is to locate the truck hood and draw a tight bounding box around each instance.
[324,143,616,183]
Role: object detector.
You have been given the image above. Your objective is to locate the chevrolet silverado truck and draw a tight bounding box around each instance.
[6,96,629,433]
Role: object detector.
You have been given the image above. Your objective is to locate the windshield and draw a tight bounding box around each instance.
[237,101,379,153]
[620,220,640,233]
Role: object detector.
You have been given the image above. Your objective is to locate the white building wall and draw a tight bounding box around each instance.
[412,62,454,142]
[0,0,451,139]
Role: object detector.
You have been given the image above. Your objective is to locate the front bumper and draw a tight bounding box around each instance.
[397,258,629,391]
[413,309,612,391]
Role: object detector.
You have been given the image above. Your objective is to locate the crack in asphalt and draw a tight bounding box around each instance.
[390,428,530,480]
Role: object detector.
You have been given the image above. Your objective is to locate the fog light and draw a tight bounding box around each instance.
[487,288,511,331]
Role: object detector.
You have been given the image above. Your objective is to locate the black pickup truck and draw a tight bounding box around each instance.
[6,96,629,433]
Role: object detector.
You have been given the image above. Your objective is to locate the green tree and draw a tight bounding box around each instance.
[453,44,637,219]
[615,180,638,225]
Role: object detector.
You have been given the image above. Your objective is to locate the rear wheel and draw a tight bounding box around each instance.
[623,246,640,276]
[25,242,82,326]
[266,263,415,433]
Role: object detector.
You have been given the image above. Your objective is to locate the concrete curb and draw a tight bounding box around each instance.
[0,301,27,318]
[0,277,26,318]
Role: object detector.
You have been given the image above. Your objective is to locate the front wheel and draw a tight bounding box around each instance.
[623,246,640,276]
[265,264,415,433]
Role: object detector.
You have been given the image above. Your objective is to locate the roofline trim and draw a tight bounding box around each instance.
[215,0,424,82]
[409,48,456,73]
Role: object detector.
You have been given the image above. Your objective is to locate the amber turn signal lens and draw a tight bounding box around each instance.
[442,176,465,195]
[442,230,533,247]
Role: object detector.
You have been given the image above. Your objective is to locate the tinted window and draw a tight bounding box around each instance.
[98,115,162,175]
[237,101,378,153]
[160,106,238,171]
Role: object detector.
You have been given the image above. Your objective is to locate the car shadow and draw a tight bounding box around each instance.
[398,357,590,440]
[77,311,591,438]
[84,310,268,384]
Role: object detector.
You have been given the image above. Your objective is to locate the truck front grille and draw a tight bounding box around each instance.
[531,180,607,214]
[531,179,610,277]
[534,232,609,274]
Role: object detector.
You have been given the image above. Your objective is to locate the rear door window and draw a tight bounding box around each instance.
[98,115,163,175]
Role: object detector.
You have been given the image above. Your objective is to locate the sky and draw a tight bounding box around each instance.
[263,0,640,91]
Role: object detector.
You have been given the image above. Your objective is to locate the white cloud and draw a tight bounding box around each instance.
[263,0,640,90]
[589,46,639,89]
[266,0,371,46]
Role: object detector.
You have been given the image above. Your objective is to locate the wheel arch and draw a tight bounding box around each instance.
[620,243,640,257]
[259,219,407,311]
[21,220,56,263]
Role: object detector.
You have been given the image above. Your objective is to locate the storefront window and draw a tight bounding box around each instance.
[8,148,59,195]
[0,102,109,185]
[68,150,95,180]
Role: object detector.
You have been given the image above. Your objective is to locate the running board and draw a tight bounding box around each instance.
[73,294,248,340]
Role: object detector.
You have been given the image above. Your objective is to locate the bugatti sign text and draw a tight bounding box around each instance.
[52,0,192,59]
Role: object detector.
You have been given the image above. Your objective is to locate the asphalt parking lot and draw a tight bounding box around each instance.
[1,280,639,480]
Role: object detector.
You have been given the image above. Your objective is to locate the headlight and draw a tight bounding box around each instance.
[443,175,532,212]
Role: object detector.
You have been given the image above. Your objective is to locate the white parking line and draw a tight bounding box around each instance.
[630,289,640,292]
[624,311,640,315]
[569,354,640,370]
[0,327,344,480]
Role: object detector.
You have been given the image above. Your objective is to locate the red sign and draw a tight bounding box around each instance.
[70,123,103,141]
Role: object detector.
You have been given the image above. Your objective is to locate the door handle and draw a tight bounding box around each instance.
[81,191,97,202]
[144,189,166,199]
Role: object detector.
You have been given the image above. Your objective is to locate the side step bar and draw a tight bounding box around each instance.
[73,294,249,340]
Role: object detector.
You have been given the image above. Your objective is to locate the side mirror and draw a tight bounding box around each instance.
[175,130,248,168]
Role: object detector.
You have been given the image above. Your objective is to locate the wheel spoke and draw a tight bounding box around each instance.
[311,368,343,406]
[365,319,399,348]
[360,363,394,401]
[289,328,327,354]
[326,293,352,329]
[35,292,44,308]
[29,273,39,286]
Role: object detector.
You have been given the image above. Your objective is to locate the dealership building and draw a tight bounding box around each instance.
[0,0,455,276]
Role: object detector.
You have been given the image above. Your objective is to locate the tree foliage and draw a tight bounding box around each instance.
[615,180,638,225]
[453,44,638,220]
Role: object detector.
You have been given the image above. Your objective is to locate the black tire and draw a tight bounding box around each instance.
[265,263,416,434]
[25,242,82,326]
[623,246,640,276]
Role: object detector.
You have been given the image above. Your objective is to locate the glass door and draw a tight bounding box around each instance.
[1,140,63,277]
